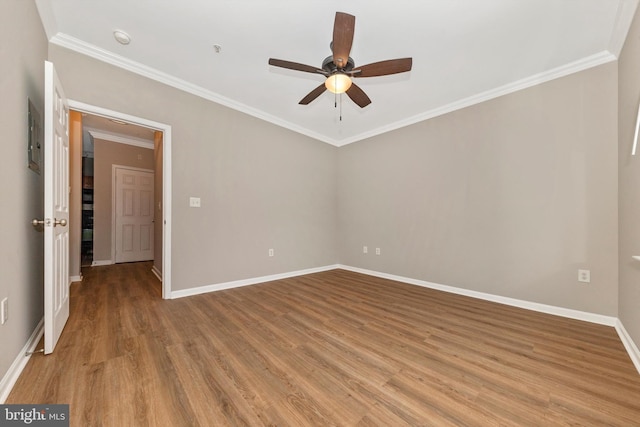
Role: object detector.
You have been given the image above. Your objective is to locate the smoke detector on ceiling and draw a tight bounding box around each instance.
[113,30,131,45]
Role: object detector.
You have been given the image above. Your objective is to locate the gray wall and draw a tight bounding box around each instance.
[93,139,154,263]
[48,44,339,290]
[338,63,619,316]
[618,4,640,350]
[51,40,621,316]
[0,0,47,392]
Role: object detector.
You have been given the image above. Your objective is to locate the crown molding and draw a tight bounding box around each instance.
[34,0,57,40]
[51,33,616,148]
[608,0,640,57]
[50,33,339,146]
[334,51,617,146]
[85,127,154,149]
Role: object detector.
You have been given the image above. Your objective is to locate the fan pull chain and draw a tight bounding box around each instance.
[330,75,343,122]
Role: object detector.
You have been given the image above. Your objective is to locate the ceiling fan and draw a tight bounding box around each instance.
[268,12,412,108]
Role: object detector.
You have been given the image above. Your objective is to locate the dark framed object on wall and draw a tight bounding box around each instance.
[28,98,42,174]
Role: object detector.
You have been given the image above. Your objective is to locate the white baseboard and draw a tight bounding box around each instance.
[0,318,44,403]
[91,260,113,267]
[170,264,340,299]
[70,275,82,283]
[151,265,162,282]
[167,262,640,376]
[337,265,640,375]
[337,265,618,326]
[172,263,620,327]
[615,319,640,375]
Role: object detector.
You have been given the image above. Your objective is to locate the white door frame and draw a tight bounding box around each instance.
[111,165,155,264]
[68,100,172,299]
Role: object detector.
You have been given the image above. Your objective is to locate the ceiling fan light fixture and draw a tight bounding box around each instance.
[325,73,352,94]
[268,12,410,108]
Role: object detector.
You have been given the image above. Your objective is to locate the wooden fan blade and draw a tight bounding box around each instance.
[299,83,327,105]
[346,82,371,108]
[353,58,413,77]
[332,12,355,68]
[268,58,325,75]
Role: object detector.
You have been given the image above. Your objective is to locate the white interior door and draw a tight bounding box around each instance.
[114,167,154,263]
[43,61,70,355]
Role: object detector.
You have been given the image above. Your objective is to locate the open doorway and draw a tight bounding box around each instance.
[68,101,172,299]
[78,114,157,268]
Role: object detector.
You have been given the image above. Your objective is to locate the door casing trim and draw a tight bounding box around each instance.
[68,100,172,299]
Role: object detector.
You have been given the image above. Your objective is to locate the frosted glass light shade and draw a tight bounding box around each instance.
[325,73,352,94]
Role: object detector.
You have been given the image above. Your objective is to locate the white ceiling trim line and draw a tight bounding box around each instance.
[34,0,57,39]
[608,0,640,56]
[335,51,617,147]
[52,33,615,148]
[85,127,154,149]
[50,33,338,146]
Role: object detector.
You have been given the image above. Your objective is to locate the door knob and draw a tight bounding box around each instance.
[31,218,67,227]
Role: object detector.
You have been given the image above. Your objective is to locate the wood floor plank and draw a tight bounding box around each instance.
[7,263,640,426]
[165,342,259,427]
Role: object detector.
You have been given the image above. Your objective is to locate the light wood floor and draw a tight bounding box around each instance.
[8,263,640,426]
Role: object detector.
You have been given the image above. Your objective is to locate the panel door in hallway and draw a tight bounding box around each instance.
[114,167,154,263]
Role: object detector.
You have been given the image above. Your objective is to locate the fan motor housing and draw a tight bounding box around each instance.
[322,56,355,74]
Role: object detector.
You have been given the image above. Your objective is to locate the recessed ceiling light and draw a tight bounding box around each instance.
[113,30,131,45]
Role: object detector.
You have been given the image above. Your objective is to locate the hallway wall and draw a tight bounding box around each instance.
[0,0,48,399]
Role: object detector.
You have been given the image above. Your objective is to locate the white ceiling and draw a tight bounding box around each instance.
[35,0,638,146]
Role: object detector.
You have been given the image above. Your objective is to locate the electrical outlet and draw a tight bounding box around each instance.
[375,247,381,255]
[363,246,368,254]
[268,248,274,257]
[1,297,7,325]
[189,197,201,208]
[578,269,590,283]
